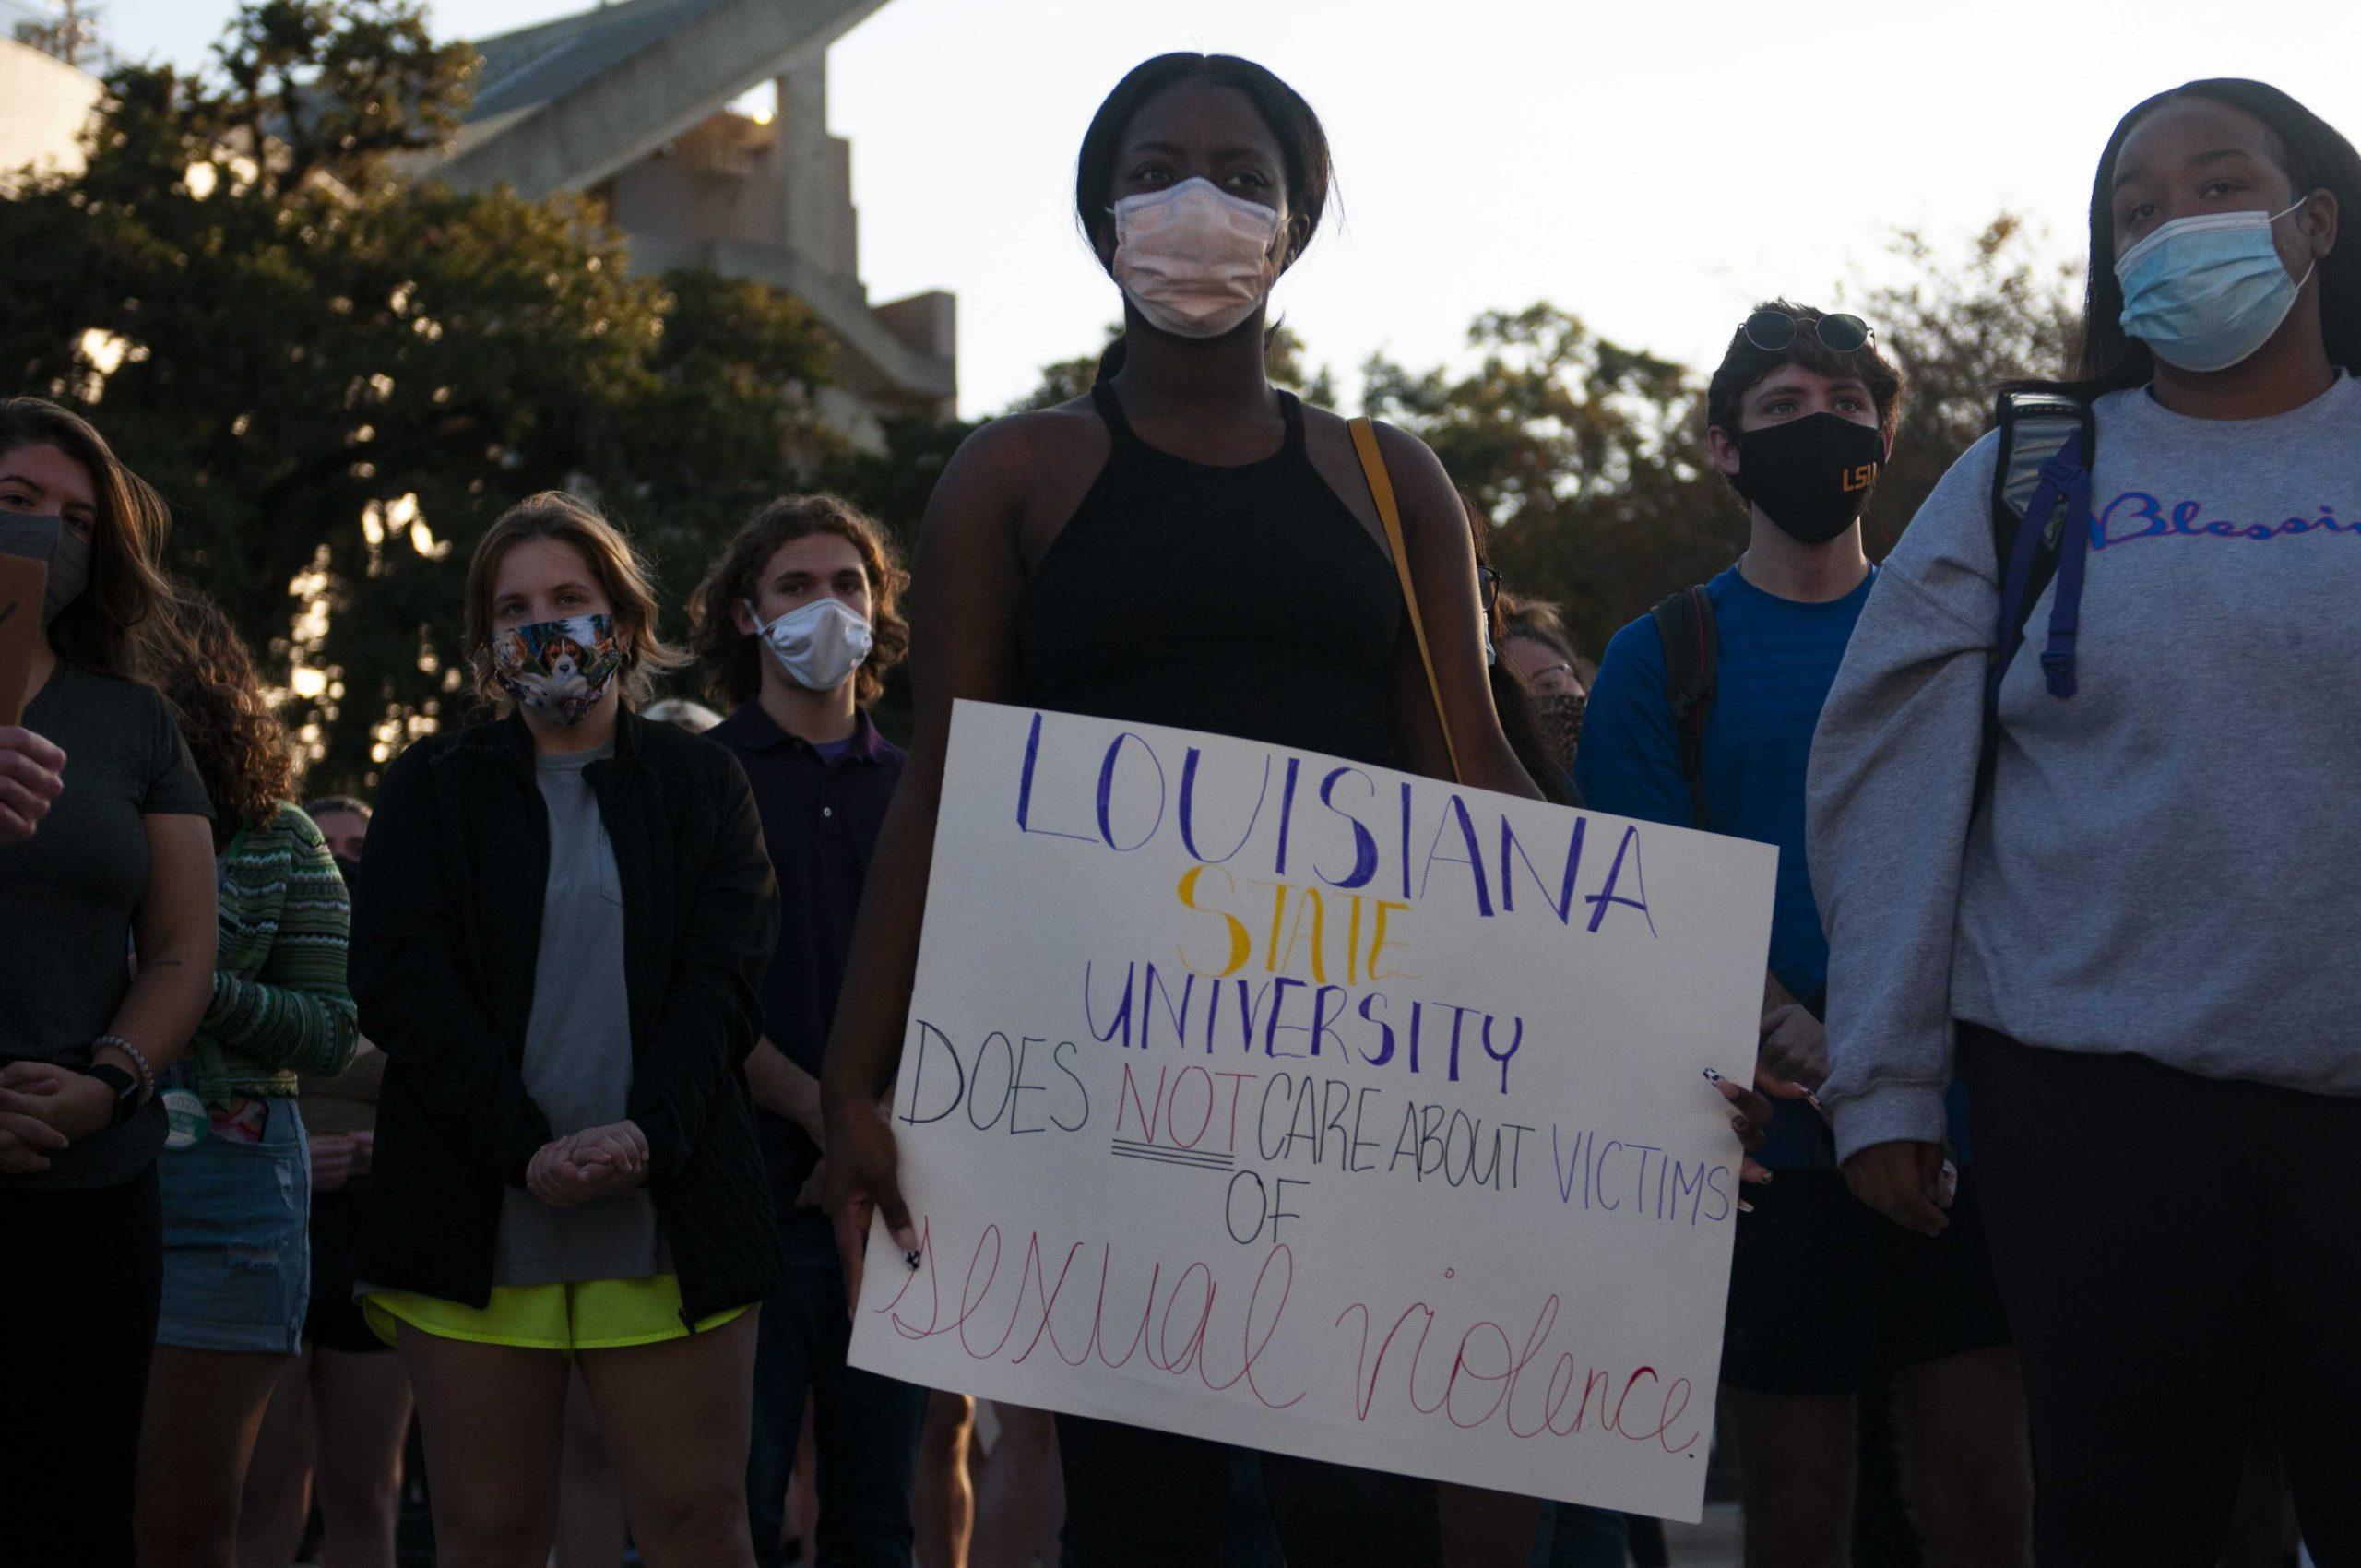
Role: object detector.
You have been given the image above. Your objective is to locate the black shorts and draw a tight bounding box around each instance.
[1718,1167,2011,1396]
[305,1184,389,1355]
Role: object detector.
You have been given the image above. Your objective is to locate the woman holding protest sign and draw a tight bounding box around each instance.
[822,53,1777,1567]
[0,398,220,1565]
[1810,79,2361,1562]
[349,493,782,1567]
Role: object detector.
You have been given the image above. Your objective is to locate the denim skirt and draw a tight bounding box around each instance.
[155,1072,310,1354]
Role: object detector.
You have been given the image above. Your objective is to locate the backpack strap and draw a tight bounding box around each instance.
[1980,389,2097,802]
[1649,584,1718,830]
[1348,416,1463,784]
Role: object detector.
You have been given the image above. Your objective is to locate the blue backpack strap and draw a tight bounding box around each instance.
[1979,391,2096,803]
[1649,584,1717,831]
[2039,452,2095,697]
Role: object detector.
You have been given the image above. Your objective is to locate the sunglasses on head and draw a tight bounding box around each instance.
[1739,311,1876,354]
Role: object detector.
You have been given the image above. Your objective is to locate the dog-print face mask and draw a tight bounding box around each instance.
[491,613,626,726]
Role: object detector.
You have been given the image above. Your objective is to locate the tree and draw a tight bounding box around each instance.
[1365,222,2082,660]
[1363,303,1730,653]
[1855,215,2082,554]
[0,0,837,787]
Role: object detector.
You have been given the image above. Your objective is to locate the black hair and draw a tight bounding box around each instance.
[1076,53,1333,385]
[2069,79,2361,394]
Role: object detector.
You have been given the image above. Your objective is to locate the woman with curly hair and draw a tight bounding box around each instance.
[0,398,219,1567]
[138,587,357,1567]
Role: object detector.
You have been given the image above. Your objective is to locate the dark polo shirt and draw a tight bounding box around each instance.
[708,702,903,1254]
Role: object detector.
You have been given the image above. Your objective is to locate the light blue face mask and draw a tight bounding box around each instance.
[2116,199,2317,374]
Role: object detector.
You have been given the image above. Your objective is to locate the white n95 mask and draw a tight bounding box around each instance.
[748,596,872,693]
[1110,176,1287,339]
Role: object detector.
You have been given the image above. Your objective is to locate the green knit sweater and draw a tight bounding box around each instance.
[193,801,359,1106]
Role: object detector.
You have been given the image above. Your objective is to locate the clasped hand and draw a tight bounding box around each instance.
[0,1061,113,1173]
[527,1120,649,1207]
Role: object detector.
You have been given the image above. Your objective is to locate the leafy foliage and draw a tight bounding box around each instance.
[1365,220,2081,660]
[0,1,836,787]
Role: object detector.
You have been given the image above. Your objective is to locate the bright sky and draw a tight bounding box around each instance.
[99,0,2361,419]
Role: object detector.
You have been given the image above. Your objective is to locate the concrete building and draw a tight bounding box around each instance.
[428,0,956,434]
[0,9,103,188]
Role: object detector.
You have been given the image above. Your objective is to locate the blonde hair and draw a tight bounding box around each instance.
[463,492,685,711]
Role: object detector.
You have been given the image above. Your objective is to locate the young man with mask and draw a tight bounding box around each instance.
[1575,304,2031,1568]
[690,495,933,1568]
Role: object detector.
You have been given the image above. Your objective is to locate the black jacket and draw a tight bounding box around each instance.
[350,708,784,1325]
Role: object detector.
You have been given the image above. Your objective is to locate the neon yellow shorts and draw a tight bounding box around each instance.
[362,1276,746,1354]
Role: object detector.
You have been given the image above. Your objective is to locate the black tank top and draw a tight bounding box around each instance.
[1018,384,1404,767]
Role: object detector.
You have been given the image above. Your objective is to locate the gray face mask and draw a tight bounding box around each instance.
[0,512,92,626]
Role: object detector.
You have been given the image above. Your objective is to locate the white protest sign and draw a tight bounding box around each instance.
[850,700,1776,1520]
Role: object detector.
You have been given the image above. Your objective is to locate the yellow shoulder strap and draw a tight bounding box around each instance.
[1347,416,1463,784]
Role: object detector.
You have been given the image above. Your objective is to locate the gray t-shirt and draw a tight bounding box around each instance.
[494,742,665,1284]
[0,662,213,1190]
[1810,372,2361,1158]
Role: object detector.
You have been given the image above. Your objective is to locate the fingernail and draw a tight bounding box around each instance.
[1738,1200,1754,1214]
[1701,1067,1726,1084]
[1801,1088,1827,1111]
[903,1249,922,1271]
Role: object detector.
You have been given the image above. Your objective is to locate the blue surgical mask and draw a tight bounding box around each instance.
[2117,200,2317,374]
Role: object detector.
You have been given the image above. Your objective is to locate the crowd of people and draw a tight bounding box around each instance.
[0,46,2355,1568]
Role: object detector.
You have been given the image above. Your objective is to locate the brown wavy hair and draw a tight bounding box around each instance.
[463,492,685,712]
[158,587,297,838]
[0,398,178,683]
[687,494,909,708]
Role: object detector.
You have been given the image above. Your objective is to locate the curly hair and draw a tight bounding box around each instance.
[463,492,687,713]
[158,587,297,838]
[687,494,910,709]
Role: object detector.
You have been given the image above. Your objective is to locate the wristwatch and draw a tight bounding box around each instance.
[83,1063,143,1129]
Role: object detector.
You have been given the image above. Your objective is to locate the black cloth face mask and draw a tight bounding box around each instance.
[1731,412,1885,545]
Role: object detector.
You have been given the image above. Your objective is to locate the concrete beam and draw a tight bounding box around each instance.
[435,0,889,199]
[625,232,955,411]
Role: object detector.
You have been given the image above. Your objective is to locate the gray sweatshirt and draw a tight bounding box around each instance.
[1809,373,2361,1160]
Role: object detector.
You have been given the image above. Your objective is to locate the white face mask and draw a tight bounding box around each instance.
[1110,176,1287,339]
[746,596,872,694]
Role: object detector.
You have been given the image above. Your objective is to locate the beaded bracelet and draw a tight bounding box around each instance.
[92,1035,156,1099]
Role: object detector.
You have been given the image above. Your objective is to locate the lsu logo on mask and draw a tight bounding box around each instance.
[1840,462,1880,493]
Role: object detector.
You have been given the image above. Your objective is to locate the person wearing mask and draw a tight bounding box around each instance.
[1577,307,2030,1568]
[818,54,1774,1568]
[138,590,358,1568]
[0,398,220,1565]
[350,492,782,1567]
[687,493,934,1567]
[1812,79,2361,1562]
[240,797,415,1568]
[1494,596,1589,784]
